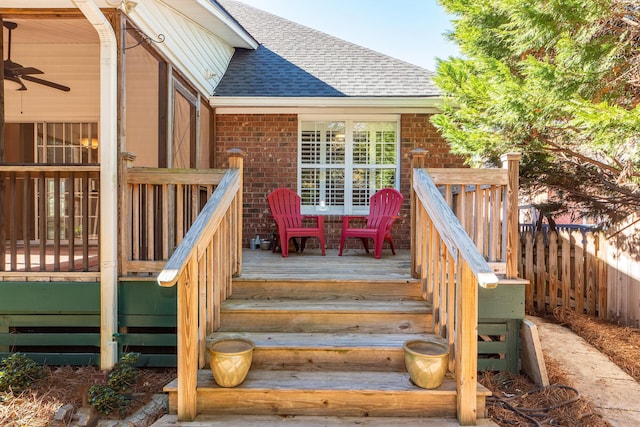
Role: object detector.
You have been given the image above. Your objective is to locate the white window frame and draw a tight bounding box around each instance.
[298,114,401,215]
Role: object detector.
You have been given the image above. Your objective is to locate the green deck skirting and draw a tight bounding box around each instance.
[0,280,177,366]
[0,280,524,371]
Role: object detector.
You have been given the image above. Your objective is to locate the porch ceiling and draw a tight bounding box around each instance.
[2,18,99,45]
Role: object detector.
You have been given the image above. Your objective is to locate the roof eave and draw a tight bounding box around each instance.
[210,96,443,109]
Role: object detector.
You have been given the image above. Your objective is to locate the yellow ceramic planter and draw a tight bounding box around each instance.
[207,338,255,387]
[403,339,449,389]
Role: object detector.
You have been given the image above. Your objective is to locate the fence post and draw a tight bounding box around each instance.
[409,148,428,279]
[227,149,246,277]
[501,153,521,279]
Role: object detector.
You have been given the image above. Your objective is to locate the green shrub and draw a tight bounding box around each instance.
[88,384,132,417]
[0,353,45,392]
[107,352,140,392]
[88,352,140,417]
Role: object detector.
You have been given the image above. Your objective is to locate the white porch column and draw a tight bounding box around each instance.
[73,0,119,370]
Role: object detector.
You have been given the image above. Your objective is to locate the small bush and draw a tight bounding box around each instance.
[0,353,45,392]
[107,352,139,392]
[88,352,140,417]
[88,384,132,417]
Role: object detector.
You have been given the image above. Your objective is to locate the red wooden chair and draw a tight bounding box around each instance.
[339,188,403,259]
[267,188,326,257]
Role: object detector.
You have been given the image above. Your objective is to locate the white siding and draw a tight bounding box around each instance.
[131,1,236,97]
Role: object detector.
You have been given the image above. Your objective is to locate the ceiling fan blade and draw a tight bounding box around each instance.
[12,67,45,76]
[21,75,71,92]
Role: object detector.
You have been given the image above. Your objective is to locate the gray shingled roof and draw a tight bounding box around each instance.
[214,0,440,98]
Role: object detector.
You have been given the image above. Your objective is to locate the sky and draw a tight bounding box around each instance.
[234,0,461,72]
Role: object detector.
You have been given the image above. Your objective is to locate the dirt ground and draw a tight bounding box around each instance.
[1,308,638,426]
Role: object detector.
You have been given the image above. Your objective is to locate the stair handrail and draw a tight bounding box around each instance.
[157,149,245,422]
[411,164,499,426]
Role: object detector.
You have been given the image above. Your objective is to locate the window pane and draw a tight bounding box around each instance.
[351,168,371,207]
[301,130,321,164]
[301,167,345,208]
[301,121,345,165]
[353,121,397,165]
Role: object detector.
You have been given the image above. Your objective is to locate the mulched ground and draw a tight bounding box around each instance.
[0,366,175,427]
[1,309,638,426]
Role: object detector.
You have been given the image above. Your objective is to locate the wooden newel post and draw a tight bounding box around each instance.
[409,148,428,278]
[227,149,246,277]
[501,153,521,279]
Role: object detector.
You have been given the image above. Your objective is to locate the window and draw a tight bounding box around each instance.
[299,116,400,215]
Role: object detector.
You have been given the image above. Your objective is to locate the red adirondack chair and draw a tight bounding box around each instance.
[339,188,403,259]
[267,188,326,257]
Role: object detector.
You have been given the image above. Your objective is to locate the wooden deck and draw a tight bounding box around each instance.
[240,247,412,281]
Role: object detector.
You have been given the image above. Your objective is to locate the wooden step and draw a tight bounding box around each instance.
[231,278,423,301]
[208,332,439,371]
[219,299,433,333]
[164,370,491,418]
[153,414,500,426]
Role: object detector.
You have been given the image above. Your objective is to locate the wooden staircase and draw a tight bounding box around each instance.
[161,276,493,425]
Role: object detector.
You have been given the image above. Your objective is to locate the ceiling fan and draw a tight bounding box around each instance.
[3,21,70,92]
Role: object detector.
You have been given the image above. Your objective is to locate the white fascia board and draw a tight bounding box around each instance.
[210,97,443,109]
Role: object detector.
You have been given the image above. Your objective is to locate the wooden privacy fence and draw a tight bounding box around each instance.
[157,150,244,422]
[518,226,607,318]
[606,213,640,328]
[520,218,640,328]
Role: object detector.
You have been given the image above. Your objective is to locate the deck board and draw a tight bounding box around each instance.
[241,248,412,281]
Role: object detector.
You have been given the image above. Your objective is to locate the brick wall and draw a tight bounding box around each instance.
[215,113,465,251]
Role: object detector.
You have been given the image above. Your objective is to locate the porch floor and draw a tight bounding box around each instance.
[240,247,412,281]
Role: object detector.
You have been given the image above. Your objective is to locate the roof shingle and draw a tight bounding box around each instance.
[214,0,440,98]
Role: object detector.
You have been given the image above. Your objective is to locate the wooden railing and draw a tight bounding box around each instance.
[419,153,521,278]
[157,150,244,421]
[121,156,228,276]
[409,150,521,425]
[0,165,100,274]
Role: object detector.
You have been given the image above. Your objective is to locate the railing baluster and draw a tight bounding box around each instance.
[146,184,155,261]
[9,172,17,271]
[162,184,169,259]
[38,172,46,272]
[68,173,76,272]
[24,172,31,271]
[82,172,90,271]
[132,184,140,261]
[54,172,61,271]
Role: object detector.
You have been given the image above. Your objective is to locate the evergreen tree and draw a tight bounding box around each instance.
[433,0,640,224]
